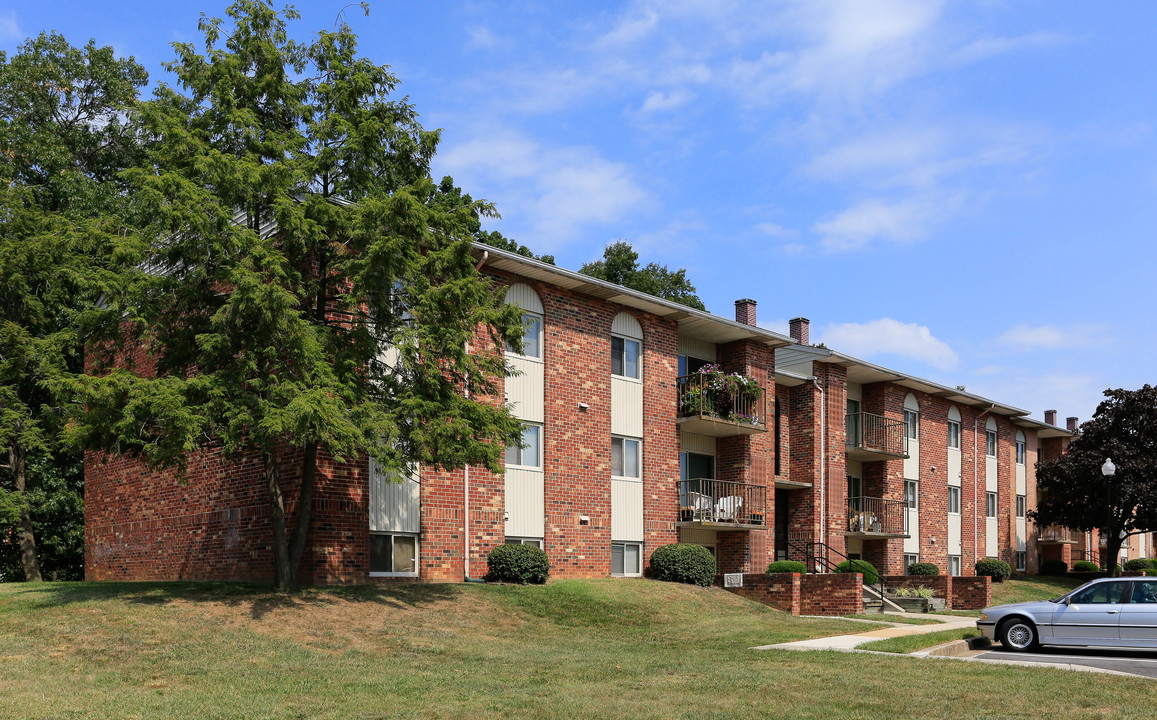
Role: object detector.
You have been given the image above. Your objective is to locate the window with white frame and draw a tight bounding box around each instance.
[904,554,919,570]
[612,436,641,479]
[370,533,418,575]
[505,423,542,468]
[612,542,642,576]
[611,335,641,379]
[506,312,543,359]
[948,419,961,449]
[505,537,543,549]
[948,486,961,515]
[1016,494,1026,518]
[1015,551,1026,571]
[1016,439,1026,465]
[986,429,998,457]
[948,555,962,576]
[986,491,997,518]
[904,409,919,442]
[905,480,918,510]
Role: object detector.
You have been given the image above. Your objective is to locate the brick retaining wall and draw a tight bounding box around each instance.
[799,573,864,615]
[716,573,800,615]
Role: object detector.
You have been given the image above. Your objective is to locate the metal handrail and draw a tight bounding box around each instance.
[677,372,765,428]
[678,478,767,526]
[846,496,907,536]
[808,541,886,604]
[1038,525,1080,543]
[845,411,906,456]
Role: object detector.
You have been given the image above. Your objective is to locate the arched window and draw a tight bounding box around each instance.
[985,416,998,457]
[947,406,962,450]
[611,313,643,380]
[1015,430,1026,465]
[903,393,920,444]
[504,284,544,359]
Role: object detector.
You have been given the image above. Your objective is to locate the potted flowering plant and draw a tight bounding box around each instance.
[680,364,763,425]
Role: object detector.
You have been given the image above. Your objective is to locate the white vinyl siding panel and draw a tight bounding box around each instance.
[1016,517,1027,553]
[846,381,862,402]
[948,513,962,555]
[677,336,717,362]
[986,455,998,492]
[986,517,998,557]
[680,433,716,456]
[612,478,644,542]
[505,467,545,538]
[369,460,420,534]
[1015,461,1026,496]
[679,526,717,546]
[612,313,643,339]
[504,283,544,314]
[506,355,544,423]
[611,376,644,437]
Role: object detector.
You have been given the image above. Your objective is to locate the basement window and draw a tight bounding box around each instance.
[505,537,543,549]
[948,555,961,576]
[612,542,642,577]
[370,533,418,577]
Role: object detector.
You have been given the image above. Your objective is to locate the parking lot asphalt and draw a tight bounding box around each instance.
[976,646,1157,679]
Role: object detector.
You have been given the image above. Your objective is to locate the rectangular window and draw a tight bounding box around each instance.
[1016,551,1026,572]
[948,555,961,576]
[905,480,918,510]
[611,336,641,379]
[680,451,714,481]
[904,554,919,570]
[1016,494,1026,518]
[948,420,961,449]
[948,486,961,514]
[612,436,641,479]
[986,429,997,457]
[848,476,863,511]
[504,423,542,468]
[986,491,997,518]
[1016,440,1026,465]
[904,410,919,440]
[505,537,543,549]
[506,312,542,358]
[611,542,642,576]
[370,533,418,575]
[846,399,862,447]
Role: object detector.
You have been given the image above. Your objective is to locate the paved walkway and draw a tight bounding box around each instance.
[755,611,975,651]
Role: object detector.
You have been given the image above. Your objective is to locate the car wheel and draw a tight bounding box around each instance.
[999,618,1038,652]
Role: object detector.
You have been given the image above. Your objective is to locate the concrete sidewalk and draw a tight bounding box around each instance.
[755,612,977,651]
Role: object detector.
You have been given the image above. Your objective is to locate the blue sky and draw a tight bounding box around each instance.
[5,1,1155,424]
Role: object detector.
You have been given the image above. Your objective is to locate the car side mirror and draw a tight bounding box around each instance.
[1062,596,1071,605]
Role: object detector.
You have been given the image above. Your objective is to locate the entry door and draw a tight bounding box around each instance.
[1120,580,1157,647]
[775,489,789,560]
[1050,581,1128,644]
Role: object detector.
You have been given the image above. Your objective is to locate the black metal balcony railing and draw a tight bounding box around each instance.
[845,412,906,458]
[846,496,907,536]
[1038,525,1080,544]
[677,372,766,429]
[678,478,767,526]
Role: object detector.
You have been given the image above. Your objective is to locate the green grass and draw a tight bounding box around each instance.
[2,578,1156,719]
[857,627,980,654]
[932,608,983,617]
[992,574,1086,606]
[843,613,943,625]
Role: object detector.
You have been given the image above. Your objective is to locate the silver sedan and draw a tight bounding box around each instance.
[977,576,1157,651]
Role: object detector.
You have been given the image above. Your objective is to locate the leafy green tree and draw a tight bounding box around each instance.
[432,176,554,264]
[579,241,706,311]
[0,453,84,581]
[0,32,147,581]
[75,1,525,591]
[1034,385,1157,575]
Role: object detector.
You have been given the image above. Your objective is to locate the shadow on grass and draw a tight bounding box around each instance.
[0,580,460,619]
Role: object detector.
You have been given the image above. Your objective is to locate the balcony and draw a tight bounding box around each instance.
[677,369,767,438]
[846,496,908,538]
[678,478,768,530]
[845,412,908,462]
[1038,525,1080,544]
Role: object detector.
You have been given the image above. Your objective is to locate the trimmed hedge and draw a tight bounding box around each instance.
[767,560,807,575]
[906,562,940,576]
[1040,559,1068,575]
[1072,560,1100,572]
[835,559,880,584]
[975,558,1012,583]
[650,543,716,587]
[487,544,549,584]
[1125,558,1155,572]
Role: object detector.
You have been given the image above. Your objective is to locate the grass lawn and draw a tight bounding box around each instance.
[992,574,1086,606]
[857,627,980,654]
[842,613,942,625]
[3,578,1156,719]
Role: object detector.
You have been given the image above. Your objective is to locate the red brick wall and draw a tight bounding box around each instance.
[949,576,992,610]
[799,573,864,615]
[718,572,801,615]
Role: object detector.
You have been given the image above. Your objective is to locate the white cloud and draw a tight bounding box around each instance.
[950,32,1069,65]
[0,13,20,42]
[994,323,1109,352]
[818,318,959,370]
[639,88,696,113]
[466,26,498,50]
[966,371,1104,427]
[595,8,660,47]
[756,221,798,238]
[813,196,952,252]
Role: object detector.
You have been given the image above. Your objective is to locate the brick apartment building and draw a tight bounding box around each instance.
[84,244,1079,584]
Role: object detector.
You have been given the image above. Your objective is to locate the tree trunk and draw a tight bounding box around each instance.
[288,442,317,578]
[263,452,293,591]
[11,444,43,582]
[1104,531,1124,577]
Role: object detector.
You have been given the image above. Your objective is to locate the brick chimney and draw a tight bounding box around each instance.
[1044,409,1057,426]
[735,298,757,326]
[1066,416,1079,432]
[789,317,810,345]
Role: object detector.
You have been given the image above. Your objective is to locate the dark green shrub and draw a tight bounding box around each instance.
[1040,559,1068,575]
[1072,560,1100,572]
[975,558,1012,582]
[650,543,716,587]
[835,559,879,584]
[767,560,806,575]
[486,544,549,584]
[1125,558,1154,572]
[906,562,940,576]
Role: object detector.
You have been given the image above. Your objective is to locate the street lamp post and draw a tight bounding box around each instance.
[1103,458,1116,572]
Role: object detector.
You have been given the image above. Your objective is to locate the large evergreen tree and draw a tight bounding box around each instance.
[579,240,706,311]
[0,32,147,581]
[1034,385,1157,574]
[75,1,526,591]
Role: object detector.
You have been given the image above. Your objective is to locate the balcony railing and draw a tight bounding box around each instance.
[845,412,907,460]
[677,370,766,437]
[678,478,767,528]
[1038,525,1080,544]
[846,496,907,537]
